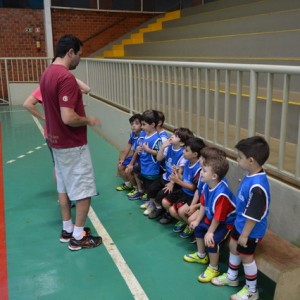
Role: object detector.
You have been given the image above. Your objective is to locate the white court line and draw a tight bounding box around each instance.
[32,115,148,300]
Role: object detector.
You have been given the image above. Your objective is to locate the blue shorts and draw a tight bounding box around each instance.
[194,220,231,253]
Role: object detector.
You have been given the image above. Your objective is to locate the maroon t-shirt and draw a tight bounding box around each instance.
[40,64,87,148]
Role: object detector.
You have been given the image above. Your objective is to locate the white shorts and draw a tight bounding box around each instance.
[52,144,97,201]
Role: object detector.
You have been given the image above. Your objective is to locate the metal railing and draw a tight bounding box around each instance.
[1,57,300,185]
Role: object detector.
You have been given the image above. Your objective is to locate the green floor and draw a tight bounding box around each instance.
[1,105,275,299]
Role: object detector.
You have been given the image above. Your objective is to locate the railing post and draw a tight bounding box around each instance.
[248,69,258,136]
[129,62,133,114]
[4,59,11,106]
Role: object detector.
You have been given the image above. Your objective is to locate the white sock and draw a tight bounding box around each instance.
[73,226,84,240]
[244,261,258,293]
[197,252,206,258]
[209,264,219,271]
[63,219,73,233]
[125,181,131,186]
[227,253,241,280]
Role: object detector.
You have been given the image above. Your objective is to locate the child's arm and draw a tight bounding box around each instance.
[169,168,196,191]
[205,219,220,248]
[156,139,171,161]
[119,143,132,164]
[190,204,205,229]
[238,219,257,248]
[125,151,139,174]
[23,95,45,121]
[142,142,159,156]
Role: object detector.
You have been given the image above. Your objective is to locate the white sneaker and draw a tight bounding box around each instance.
[230,285,259,300]
[211,273,239,287]
[140,201,149,209]
[143,204,155,216]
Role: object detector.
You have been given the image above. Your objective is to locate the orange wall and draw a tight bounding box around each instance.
[0,8,155,57]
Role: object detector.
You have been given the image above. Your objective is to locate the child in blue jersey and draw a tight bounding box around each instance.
[155,110,169,143]
[132,110,162,202]
[144,127,194,218]
[116,114,142,191]
[161,138,205,229]
[178,147,227,239]
[211,136,271,300]
[183,148,236,283]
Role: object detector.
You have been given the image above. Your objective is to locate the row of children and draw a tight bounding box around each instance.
[116,109,270,300]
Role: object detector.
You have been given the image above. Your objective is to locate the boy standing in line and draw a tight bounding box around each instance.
[183,149,236,283]
[116,114,142,192]
[211,136,271,300]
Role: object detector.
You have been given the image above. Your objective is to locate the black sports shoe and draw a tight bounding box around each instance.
[159,212,173,224]
[68,234,102,251]
[59,227,91,243]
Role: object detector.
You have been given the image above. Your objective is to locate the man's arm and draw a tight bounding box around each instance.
[60,107,99,127]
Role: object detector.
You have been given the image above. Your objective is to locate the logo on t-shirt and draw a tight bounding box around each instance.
[62,96,69,102]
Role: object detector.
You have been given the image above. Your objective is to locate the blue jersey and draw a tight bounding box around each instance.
[182,160,201,196]
[159,130,169,143]
[235,172,271,238]
[202,181,236,225]
[139,132,162,176]
[163,145,185,181]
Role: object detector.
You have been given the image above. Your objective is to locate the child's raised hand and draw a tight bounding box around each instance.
[142,142,150,152]
[162,139,171,148]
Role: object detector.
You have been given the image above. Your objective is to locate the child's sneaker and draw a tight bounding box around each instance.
[211,273,239,287]
[140,201,150,209]
[68,234,102,251]
[148,207,164,219]
[141,193,148,201]
[127,188,138,196]
[116,183,132,191]
[198,266,220,283]
[230,285,259,300]
[183,252,209,264]
[128,191,143,200]
[143,204,155,216]
[159,212,173,224]
[173,221,186,232]
[60,227,91,243]
[179,225,194,238]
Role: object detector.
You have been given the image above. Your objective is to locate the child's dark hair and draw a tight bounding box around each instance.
[235,136,270,166]
[185,137,206,158]
[202,147,229,180]
[129,114,142,124]
[201,147,226,161]
[173,127,194,145]
[142,110,159,127]
[154,110,165,127]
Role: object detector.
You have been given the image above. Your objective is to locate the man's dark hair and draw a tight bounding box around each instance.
[235,136,270,166]
[185,137,206,158]
[141,110,159,127]
[55,34,83,58]
[129,114,142,124]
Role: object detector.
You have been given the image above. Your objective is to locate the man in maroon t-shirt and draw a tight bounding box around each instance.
[40,34,102,251]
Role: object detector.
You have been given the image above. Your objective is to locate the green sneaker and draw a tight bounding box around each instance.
[183,252,209,264]
[230,285,259,300]
[179,225,194,238]
[198,266,220,283]
[116,183,132,191]
[173,221,186,232]
[127,188,138,196]
[141,193,148,201]
[211,273,239,287]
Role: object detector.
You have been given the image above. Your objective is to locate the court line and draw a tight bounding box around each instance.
[0,124,9,300]
[32,116,148,300]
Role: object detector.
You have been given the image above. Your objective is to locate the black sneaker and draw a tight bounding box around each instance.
[148,208,164,219]
[59,227,91,243]
[159,212,173,224]
[68,234,102,251]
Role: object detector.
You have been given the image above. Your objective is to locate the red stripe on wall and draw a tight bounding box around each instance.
[0,124,9,300]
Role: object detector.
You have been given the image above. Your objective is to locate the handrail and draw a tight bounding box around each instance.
[82,17,127,44]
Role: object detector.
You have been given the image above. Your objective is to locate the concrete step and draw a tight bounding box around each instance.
[124,30,300,64]
[144,9,300,42]
[164,0,300,28]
